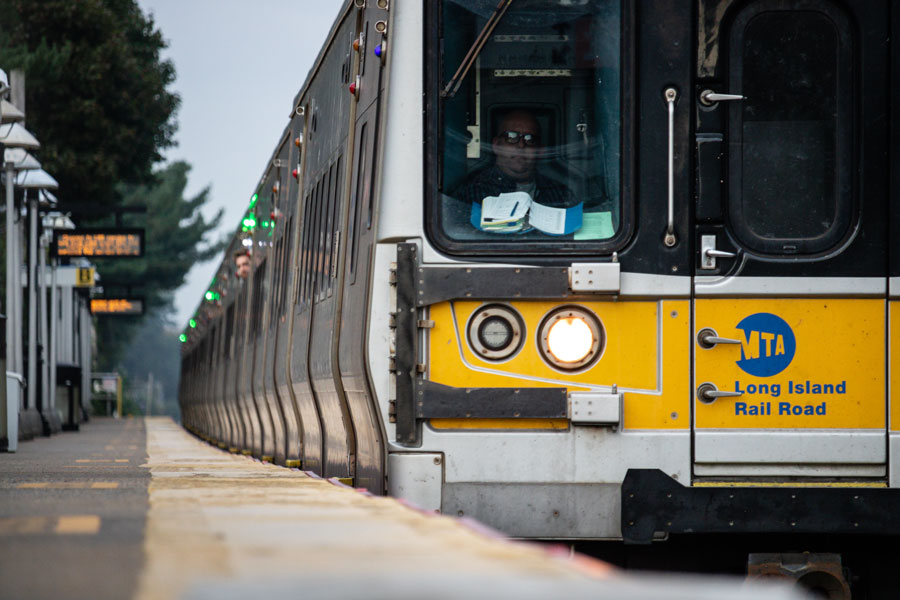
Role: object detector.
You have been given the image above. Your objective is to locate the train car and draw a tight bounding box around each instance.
[180,0,900,596]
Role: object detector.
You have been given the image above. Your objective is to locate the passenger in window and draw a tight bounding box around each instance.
[455,109,575,215]
[234,250,251,279]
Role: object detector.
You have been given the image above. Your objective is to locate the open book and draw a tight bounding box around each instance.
[475,191,583,235]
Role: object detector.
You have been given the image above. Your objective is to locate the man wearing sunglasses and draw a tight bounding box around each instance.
[455,108,575,228]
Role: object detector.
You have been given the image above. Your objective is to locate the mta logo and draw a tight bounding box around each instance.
[735,313,796,377]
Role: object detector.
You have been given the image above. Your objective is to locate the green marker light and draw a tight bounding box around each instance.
[179,334,187,343]
[189,319,197,328]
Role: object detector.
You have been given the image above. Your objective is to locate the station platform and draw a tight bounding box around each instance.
[0,417,803,600]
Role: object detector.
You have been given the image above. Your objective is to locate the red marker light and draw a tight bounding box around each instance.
[292,168,299,179]
[349,82,358,96]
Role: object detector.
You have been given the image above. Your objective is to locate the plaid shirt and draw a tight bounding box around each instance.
[452,165,576,208]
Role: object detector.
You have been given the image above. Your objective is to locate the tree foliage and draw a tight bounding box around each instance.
[0,0,180,209]
[93,161,225,369]
[119,310,182,419]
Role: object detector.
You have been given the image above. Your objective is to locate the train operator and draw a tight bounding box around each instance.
[455,109,574,216]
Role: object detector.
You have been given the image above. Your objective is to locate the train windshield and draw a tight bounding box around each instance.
[435,0,622,250]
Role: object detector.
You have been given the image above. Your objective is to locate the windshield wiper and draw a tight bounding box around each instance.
[441,0,514,98]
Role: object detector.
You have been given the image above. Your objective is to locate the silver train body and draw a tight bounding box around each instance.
[181,1,900,592]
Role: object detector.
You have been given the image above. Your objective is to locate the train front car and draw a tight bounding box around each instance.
[373,0,897,593]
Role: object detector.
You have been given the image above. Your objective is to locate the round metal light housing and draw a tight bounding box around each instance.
[538,306,603,371]
[467,304,524,361]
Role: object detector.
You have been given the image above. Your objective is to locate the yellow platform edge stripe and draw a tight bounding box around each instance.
[693,481,887,488]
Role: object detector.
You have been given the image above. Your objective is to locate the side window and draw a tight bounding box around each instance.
[728,2,853,254]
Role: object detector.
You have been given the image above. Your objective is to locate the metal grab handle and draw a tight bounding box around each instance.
[697,328,741,349]
[697,382,743,404]
[704,248,736,259]
[664,88,677,247]
[699,90,746,106]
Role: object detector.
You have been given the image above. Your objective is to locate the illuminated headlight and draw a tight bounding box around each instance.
[467,304,524,361]
[538,306,603,371]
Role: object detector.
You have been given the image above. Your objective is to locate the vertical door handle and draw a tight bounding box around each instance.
[664,88,677,247]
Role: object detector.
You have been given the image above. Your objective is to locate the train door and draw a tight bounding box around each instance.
[337,1,389,495]
[892,7,900,487]
[691,0,889,478]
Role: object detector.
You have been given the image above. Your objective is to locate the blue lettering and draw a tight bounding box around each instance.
[735,402,747,415]
[779,402,791,415]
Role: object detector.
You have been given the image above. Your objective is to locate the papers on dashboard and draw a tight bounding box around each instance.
[478,192,583,235]
[479,191,532,231]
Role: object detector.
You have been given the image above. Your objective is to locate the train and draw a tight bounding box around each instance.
[179,1,900,596]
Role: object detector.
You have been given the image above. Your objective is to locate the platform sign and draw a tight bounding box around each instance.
[75,267,95,288]
[90,297,144,316]
[52,228,144,258]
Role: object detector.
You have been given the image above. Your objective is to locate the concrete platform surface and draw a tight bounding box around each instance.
[1,417,806,600]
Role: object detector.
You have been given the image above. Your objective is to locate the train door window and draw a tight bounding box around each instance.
[350,122,369,282]
[301,181,317,304]
[272,236,284,324]
[431,0,624,253]
[282,216,294,315]
[330,157,342,295]
[209,326,218,369]
[302,183,317,304]
[325,162,334,297]
[316,168,330,303]
[727,2,853,255]
[311,177,322,302]
[225,304,234,357]
[251,258,266,334]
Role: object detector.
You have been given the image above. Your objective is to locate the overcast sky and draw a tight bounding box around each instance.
[135,0,344,327]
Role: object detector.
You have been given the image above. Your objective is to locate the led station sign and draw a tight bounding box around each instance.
[52,228,144,258]
[89,298,145,316]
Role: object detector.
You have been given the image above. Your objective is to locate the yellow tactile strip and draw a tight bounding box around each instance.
[135,417,613,600]
[15,482,120,489]
[0,515,101,535]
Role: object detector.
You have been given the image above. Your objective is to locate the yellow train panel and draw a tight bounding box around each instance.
[891,301,900,431]
[695,299,884,429]
[427,299,690,430]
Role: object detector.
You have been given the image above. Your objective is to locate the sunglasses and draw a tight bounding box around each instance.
[498,130,539,146]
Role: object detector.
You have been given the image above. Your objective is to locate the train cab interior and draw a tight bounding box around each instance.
[433,0,623,250]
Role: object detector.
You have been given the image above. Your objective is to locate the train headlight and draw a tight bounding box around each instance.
[467,304,524,361]
[538,306,603,371]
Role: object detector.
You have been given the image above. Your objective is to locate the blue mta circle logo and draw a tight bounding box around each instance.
[735,313,796,377]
